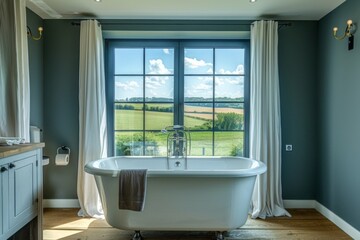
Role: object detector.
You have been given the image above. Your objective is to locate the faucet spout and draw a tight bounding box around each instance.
[163,125,191,169]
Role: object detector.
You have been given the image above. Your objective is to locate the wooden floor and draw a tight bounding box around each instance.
[43,208,351,240]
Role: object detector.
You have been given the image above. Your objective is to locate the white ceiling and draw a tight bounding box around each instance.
[27,0,346,21]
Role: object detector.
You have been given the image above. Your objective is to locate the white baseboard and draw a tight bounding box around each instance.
[314,201,360,240]
[43,199,80,208]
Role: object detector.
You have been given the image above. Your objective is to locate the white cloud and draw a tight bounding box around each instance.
[145,59,172,90]
[217,64,244,75]
[185,57,213,69]
[148,59,171,74]
[215,78,224,86]
[193,83,212,91]
[149,89,158,97]
[235,64,245,74]
[115,81,140,90]
[163,49,170,54]
[195,76,223,86]
[227,78,243,85]
[145,76,167,89]
[185,78,212,98]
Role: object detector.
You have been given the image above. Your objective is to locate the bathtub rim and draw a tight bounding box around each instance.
[85,156,267,178]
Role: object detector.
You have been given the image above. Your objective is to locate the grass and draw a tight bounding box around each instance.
[115,129,244,157]
[114,108,244,156]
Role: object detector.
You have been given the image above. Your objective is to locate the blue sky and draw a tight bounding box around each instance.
[114,48,244,101]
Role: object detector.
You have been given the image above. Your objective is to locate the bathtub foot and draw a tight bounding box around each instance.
[132,231,143,240]
[215,231,225,240]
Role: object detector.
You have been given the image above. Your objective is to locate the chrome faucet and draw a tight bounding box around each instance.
[161,125,191,169]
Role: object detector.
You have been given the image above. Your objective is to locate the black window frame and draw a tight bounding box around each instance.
[106,39,250,157]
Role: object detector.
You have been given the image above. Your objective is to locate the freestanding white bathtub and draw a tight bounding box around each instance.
[85,156,266,239]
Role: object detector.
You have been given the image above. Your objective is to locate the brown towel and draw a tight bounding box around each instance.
[118,169,147,211]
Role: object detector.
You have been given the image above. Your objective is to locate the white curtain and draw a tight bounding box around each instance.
[249,20,290,219]
[0,0,30,141]
[77,20,107,218]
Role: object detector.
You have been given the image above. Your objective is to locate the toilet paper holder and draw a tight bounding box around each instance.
[57,146,70,155]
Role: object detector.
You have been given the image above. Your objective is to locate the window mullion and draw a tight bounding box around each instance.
[142,47,146,155]
[212,47,215,156]
[177,41,184,126]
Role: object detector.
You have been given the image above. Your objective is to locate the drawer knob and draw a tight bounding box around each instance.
[9,163,15,169]
[0,166,7,172]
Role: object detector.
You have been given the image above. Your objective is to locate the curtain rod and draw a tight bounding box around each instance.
[71,21,292,28]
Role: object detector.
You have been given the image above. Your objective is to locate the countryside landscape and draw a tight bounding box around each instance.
[114,99,245,156]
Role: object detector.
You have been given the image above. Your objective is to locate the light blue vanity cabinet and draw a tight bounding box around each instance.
[0,161,10,239]
[0,171,1,237]
[0,143,44,240]
[0,162,5,237]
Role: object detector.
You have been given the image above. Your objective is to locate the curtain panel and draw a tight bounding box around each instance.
[0,0,30,140]
[249,20,290,219]
[77,19,108,218]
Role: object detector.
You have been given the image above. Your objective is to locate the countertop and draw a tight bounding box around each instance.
[0,143,45,159]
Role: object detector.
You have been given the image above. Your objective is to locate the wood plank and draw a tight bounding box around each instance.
[227,229,351,240]
[243,219,342,230]
[43,208,352,240]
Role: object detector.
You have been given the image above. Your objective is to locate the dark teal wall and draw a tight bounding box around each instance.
[27,9,44,129]
[318,0,360,231]
[278,21,318,199]
[42,20,80,199]
[40,19,318,200]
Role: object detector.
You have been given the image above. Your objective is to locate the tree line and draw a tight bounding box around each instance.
[115,104,173,112]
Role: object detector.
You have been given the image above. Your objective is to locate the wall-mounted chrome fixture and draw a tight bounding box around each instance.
[333,19,356,50]
[27,26,43,40]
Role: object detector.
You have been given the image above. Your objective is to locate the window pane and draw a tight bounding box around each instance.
[115,48,143,74]
[184,49,213,74]
[115,103,143,130]
[214,132,244,156]
[145,104,174,130]
[215,49,245,75]
[115,132,143,156]
[184,76,213,102]
[145,76,174,102]
[145,48,174,74]
[215,76,244,101]
[115,76,143,102]
[215,103,244,131]
[189,132,213,156]
[145,132,167,156]
[184,103,213,130]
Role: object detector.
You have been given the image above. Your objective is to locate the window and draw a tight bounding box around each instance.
[107,40,249,157]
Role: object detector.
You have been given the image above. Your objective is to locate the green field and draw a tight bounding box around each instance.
[115,131,243,156]
[114,108,244,156]
[115,109,207,130]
